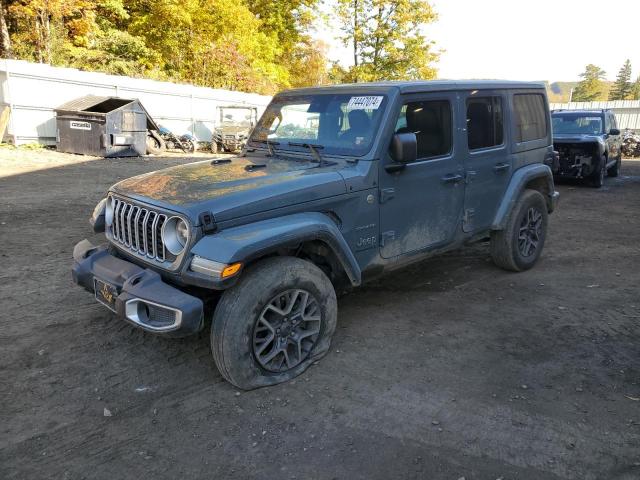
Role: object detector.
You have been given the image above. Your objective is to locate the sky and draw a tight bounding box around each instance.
[320,0,640,83]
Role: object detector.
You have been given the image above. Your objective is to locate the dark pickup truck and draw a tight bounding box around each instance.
[551,109,623,187]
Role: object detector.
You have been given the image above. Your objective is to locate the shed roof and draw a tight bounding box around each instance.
[55,95,159,130]
[55,95,134,112]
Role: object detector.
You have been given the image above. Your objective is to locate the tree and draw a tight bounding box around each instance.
[631,76,640,100]
[2,0,328,93]
[336,0,439,82]
[609,59,633,100]
[246,0,327,88]
[288,39,330,87]
[0,0,11,57]
[572,64,607,102]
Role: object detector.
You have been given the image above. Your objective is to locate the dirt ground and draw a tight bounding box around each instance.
[1,147,639,480]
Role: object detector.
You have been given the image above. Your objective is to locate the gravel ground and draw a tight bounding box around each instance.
[1,149,639,480]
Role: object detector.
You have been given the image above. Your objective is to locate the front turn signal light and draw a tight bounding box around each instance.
[221,262,242,278]
[190,256,242,279]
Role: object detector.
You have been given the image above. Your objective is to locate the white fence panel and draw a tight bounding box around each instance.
[0,59,272,145]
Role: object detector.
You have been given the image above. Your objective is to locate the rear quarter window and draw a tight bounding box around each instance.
[513,94,547,143]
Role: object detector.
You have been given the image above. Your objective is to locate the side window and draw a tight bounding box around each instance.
[611,115,618,130]
[394,100,452,159]
[513,94,547,143]
[604,114,611,133]
[466,96,504,150]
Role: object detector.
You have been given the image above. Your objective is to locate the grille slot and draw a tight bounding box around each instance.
[110,197,167,263]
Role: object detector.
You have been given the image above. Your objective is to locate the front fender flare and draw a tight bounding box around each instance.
[191,212,362,286]
[492,164,556,230]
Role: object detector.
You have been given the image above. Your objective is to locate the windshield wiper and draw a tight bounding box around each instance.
[288,142,326,166]
[251,139,280,157]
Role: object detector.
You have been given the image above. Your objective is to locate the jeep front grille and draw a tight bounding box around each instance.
[110,198,167,262]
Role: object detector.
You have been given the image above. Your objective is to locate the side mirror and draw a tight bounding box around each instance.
[390,132,417,163]
[609,128,621,136]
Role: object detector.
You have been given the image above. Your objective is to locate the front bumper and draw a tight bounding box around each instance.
[221,140,245,150]
[72,240,204,336]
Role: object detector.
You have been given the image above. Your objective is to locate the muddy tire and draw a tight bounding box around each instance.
[211,257,337,390]
[210,141,218,154]
[608,155,621,177]
[591,156,606,188]
[490,189,548,272]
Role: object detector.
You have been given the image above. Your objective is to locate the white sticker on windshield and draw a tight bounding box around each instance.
[347,96,384,111]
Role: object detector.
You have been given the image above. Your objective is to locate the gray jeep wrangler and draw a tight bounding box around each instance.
[72,81,559,390]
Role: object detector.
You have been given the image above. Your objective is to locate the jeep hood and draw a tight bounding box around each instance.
[110,157,347,222]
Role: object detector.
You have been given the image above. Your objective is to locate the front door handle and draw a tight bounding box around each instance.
[441,173,464,184]
[493,163,510,172]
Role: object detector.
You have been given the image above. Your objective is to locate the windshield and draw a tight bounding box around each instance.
[552,114,603,135]
[220,107,255,126]
[249,93,388,156]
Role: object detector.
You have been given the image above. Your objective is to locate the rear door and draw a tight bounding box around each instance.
[460,91,510,233]
[378,92,465,259]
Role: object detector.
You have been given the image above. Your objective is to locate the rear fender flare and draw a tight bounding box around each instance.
[491,164,555,230]
[191,212,362,286]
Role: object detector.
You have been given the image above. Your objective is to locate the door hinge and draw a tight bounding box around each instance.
[465,170,477,184]
[379,188,395,204]
[462,208,475,231]
[380,230,395,246]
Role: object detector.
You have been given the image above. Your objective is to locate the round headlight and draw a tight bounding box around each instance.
[162,216,190,255]
[105,197,114,227]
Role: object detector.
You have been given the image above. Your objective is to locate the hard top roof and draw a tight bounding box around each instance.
[278,80,546,96]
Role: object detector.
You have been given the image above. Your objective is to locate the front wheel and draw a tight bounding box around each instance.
[590,156,606,188]
[211,257,337,390]
[490,189,548,272]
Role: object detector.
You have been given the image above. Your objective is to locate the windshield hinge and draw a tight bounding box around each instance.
[199,211,217,234]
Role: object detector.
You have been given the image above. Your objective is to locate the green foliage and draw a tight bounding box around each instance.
[609,59,633,101]
[631,76,640,101]
[4,0,327,94]
[572,64,607,102]
[336,0,439,82]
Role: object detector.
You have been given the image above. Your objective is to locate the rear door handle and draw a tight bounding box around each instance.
[493,163,510,172]
[441,173,464,184]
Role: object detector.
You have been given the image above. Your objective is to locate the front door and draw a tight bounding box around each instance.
[460,91,511,232]
[379,93,465,259]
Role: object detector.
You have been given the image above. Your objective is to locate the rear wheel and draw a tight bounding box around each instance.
[211,257,337,390]
[490,189,548,272]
